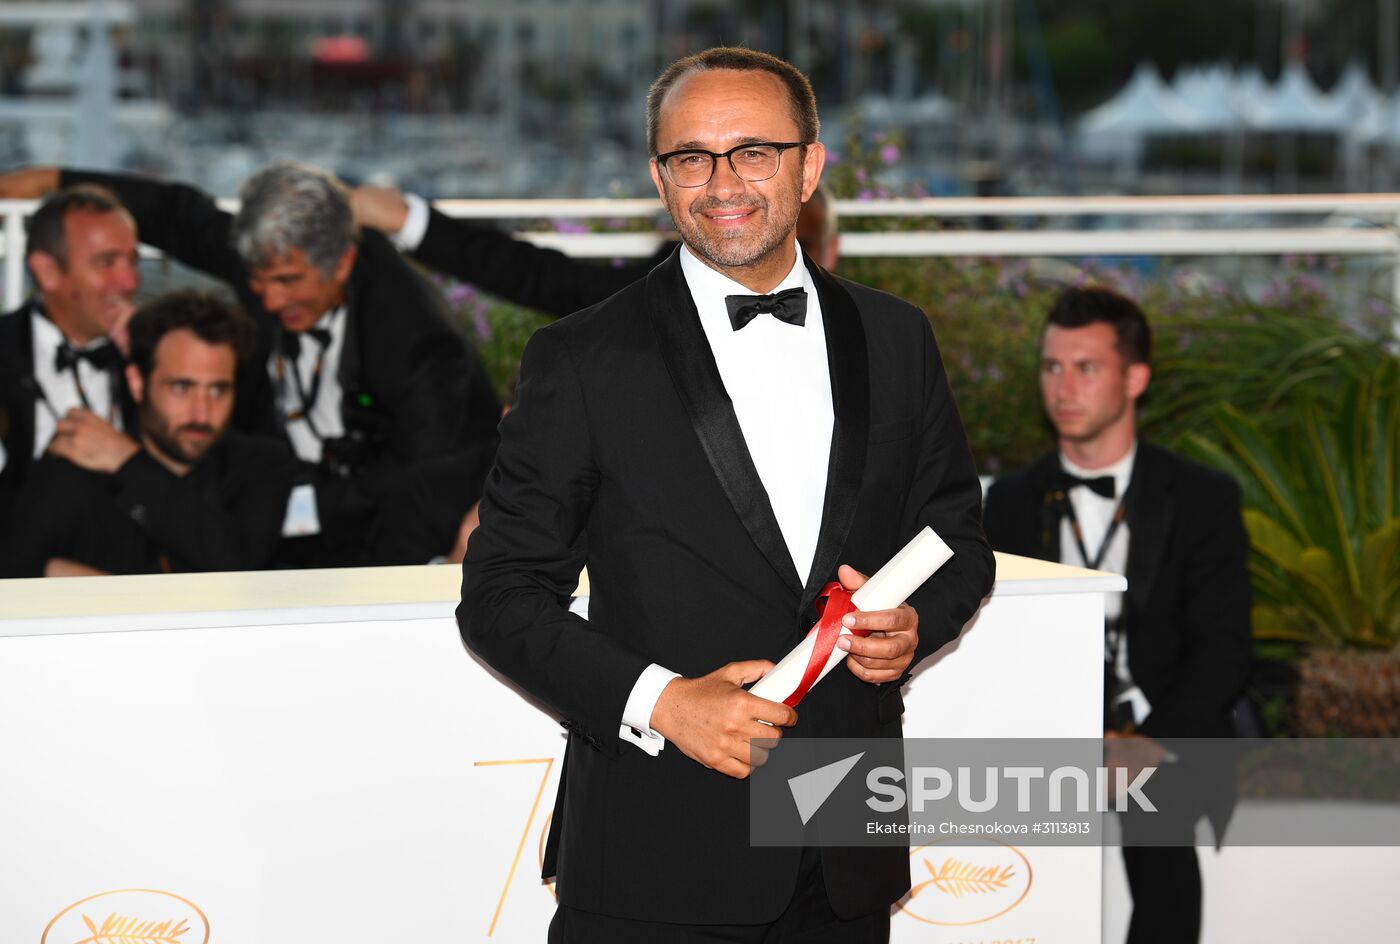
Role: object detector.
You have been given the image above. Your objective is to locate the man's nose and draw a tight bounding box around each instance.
[189,392,211,424]
[707,155,747,200]
[113,260,140,295]
[259,283,286,312]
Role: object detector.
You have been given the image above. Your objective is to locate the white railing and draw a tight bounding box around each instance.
[5,194,1400,318]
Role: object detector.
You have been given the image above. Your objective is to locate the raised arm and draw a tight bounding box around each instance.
[352,184,664,318]
[58,167,249,287]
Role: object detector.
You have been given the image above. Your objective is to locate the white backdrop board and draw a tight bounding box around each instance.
[0,554,1115,943]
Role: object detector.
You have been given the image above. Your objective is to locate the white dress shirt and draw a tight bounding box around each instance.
[1058,443,1150,725]
[620,245,834,754]
[29,308,122,457]
[393,192,432,252]
[269,306,348,465]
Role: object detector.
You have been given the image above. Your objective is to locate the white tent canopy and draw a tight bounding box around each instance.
[1078,62,1202,138]
[1248,62,1350,132]
[1078,60,1400,160]
[1171,65,1246,132]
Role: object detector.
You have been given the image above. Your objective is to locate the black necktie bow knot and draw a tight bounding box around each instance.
[1049,470,1116,499]
[279,327,332,361]
[724,287,808,331]
[54,340,121,374]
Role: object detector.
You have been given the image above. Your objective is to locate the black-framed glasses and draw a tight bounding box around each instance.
[654,142,805,188]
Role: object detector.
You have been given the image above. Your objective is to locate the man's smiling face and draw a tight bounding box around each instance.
[649,68,824,290]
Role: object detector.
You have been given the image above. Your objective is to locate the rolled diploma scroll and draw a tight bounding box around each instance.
[747,526,954,704]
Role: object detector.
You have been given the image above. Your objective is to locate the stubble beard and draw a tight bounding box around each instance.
[142,409,219,467]
[665,174,804,273]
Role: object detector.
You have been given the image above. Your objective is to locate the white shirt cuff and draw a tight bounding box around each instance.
[392,192,431,252]
[618,663,680,756]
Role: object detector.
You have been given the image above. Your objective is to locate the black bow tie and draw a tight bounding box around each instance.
[724,287,808,331]
[1050,470,1116,499]
[279,327,332,360]
[54,340,121,374]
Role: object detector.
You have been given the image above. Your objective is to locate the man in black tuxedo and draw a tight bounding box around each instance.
[0,184,140,529]
[981,287,1252,944]
[459,47,994,941]
[4,291,294,577]
[0,162,501,567]
[348,183,841,564]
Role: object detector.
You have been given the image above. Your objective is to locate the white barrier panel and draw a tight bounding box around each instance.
[0,555,1115,942]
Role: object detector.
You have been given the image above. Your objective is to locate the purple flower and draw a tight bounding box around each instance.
[473,307,492,343]
[550,218,589,234]
[880,143,900,165]
[448,282,477,306]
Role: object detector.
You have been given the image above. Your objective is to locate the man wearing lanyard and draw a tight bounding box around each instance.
[982,286,1253,944]
[0,184,140,528]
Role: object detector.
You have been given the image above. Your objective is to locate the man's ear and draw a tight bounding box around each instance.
[332,244,357,285]
[800,143,827,203]
[1126,362,1151,401]
[648,159,666,202]
[28,251,63,294]
[125,363,145,405]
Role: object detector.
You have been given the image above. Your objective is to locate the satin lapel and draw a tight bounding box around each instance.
[645,254,803,594]
[0,302,39,465]
[1030,453,1065,562]
[336,287,362,402]
[799,262,869,616]
[1124,443,1173,621]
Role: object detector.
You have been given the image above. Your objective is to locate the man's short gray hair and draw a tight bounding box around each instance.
[232,161,356,277]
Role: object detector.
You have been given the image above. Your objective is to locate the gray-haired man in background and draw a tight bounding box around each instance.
[0,162,502,566]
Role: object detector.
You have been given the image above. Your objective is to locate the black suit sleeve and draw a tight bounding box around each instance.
[902,315,997,665]
[458,326,650,743]
[980,479,1016,553]
[1137,476,1253,737]
[108,436,297,572]
[60,168,247,285]
[0,457,103,577]
[414,208,665,317]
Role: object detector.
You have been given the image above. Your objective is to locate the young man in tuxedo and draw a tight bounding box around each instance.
[459,47,994,941]
[981,286,1253,944]
[0,162,501,567]
[0,184,140,527]
[4,291,294,577]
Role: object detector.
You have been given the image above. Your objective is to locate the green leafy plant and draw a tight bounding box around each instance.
[1180,359,1400,650]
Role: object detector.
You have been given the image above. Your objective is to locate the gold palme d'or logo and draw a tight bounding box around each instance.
[897,840,1034,927]
[42,889,210,944]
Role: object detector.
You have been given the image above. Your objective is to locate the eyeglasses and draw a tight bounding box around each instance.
[654,142,805,188]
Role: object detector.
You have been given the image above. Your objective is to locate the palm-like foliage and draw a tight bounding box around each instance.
[1143,304,1390,448]
[1181,359,1400,649]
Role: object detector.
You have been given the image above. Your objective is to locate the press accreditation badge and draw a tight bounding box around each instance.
[281,483,322,537]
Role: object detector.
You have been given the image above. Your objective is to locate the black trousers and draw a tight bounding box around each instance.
[1121,845,1201,944]
[548,846,891,943]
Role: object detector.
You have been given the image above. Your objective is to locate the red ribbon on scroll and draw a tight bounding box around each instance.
[782,582,867,708]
